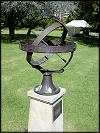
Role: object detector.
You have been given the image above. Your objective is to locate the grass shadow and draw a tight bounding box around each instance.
[73,34,99,47]
[1,34,60,44]
[1,33,99,47]
[1,34,36,44]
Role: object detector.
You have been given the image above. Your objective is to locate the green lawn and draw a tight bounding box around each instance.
[1,29,99,132]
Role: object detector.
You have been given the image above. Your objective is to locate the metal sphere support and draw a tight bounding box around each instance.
[34,72,60,95]
[19,18,76,132]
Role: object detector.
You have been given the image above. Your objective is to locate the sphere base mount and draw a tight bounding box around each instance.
[34,72,60,96]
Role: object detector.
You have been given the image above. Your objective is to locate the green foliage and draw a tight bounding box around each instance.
[1,1,99,40]
[1,1,58,40]
[62,1,99,32]
[1,1,42,40]
[1,1,41,28]
[75,1,99,32]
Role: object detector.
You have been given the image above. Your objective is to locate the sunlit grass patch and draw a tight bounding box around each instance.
[1,29,99,132]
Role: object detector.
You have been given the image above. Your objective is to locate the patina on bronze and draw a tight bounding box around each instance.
[19,18,76,95]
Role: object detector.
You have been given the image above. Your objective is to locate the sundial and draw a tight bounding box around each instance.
[19,18,76,96]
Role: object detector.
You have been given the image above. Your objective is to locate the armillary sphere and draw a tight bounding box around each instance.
[19,18,76,96]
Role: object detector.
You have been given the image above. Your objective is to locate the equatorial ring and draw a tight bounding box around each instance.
[19,18,76,74]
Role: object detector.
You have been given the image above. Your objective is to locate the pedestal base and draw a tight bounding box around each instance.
[27,88,66,132]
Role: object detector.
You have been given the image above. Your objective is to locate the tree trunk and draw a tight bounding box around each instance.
[8,11,15,41]
[9,26,15,41]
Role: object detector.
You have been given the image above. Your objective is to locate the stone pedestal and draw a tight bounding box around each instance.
[27,88,66,132]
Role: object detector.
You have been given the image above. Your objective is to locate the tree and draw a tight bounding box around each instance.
[1,1,80,41]
[74,0,99,32]
[1,1,40,40]
[49,1,77,20]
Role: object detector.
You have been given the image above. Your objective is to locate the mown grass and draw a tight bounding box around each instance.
[1,29,99,132]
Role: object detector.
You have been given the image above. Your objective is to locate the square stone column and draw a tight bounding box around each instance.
[27,88,66,132]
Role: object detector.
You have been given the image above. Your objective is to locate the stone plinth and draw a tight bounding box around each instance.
[27,88,66,132]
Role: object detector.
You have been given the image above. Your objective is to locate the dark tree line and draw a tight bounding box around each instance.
[1,1,42,40]
[75,1,99,32]
[1,1,99,41]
